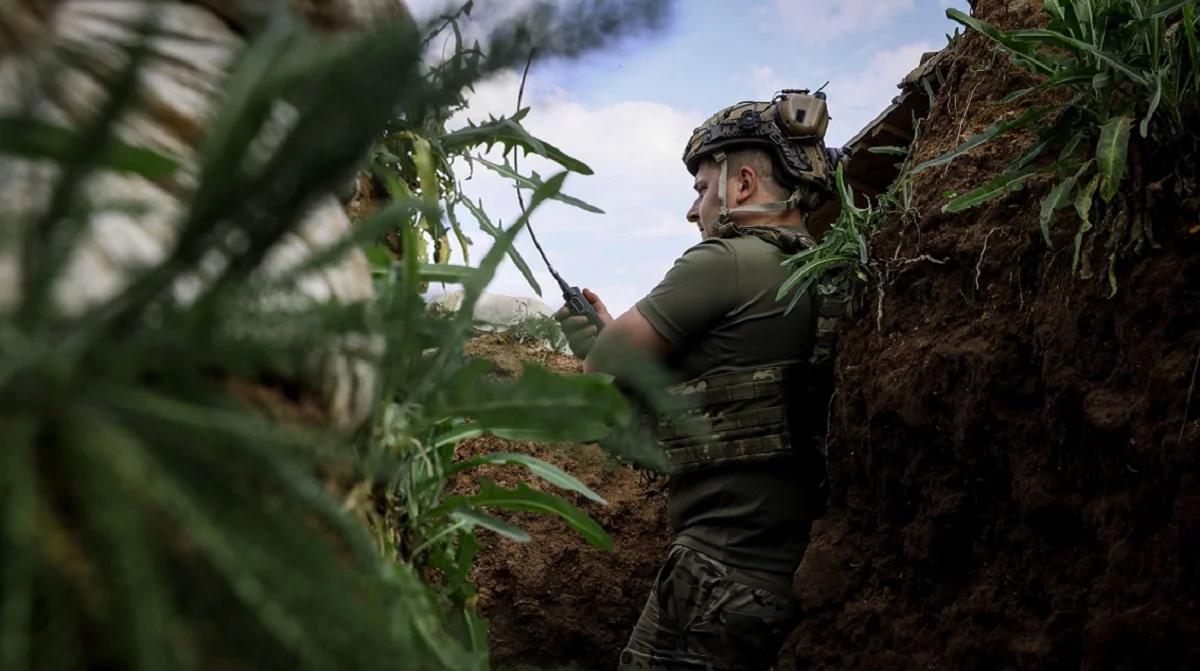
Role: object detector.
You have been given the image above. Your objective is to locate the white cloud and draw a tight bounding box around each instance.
[743,41,932,146]
[811,41,934,146]
[749,66,785,93]
[441,71,704,314]
[773,0,916,39]
[627,218,700,240]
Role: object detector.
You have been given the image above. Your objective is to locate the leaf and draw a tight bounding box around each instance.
[1183,6,1200,89]
[998,86,1037,104]
[449,452,607,504]
[474,156,604,214]
[1096,115,1132,202]
[432,421,486,447]
[866,146,909,156]
[1107,249,1119,297]
[441,482,612,551]
[0,420,37,671]
[417,263,478,284]
[1074,0,1096,32]
[1012,133,1057,171]
[1140,73,1163,137]
[0,118,179,179]
[1072,174,1100,273]
[451,508,531,543]
[462,608,489,656]
[777,256,844,302]
[445,532,479,599]
[434,365,628,443]
[912,106,1050,174]
[1055,124,1087,164]
[921,76,937,107]
[942,166,1039,213]
[440,109,593,174]
[1149,0,1194,18]
[1044,0,1066,22]
[459,171,564,316]
[416,171,573,400]
[72,416,178,670]
[459,196,542,296]
[442,183,472,265]
[1005,29,1149,86]
[1038,171,1082,246]
[412,136,444,232]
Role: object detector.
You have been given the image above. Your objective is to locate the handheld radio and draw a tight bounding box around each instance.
[523,220,606,331]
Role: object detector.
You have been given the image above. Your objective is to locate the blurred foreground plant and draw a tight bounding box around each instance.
[0,2,668,668]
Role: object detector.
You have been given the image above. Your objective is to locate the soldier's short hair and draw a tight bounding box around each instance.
[698,148,789,200]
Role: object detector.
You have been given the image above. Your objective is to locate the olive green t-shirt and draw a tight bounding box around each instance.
[636,235,823,577]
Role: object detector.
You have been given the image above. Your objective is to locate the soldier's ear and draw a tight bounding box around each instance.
[734,164,758,204]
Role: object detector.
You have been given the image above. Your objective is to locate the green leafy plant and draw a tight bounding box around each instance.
[916,1,1200,292]
[361,177,631,656]
[0,16,476,669]
[777,163,881,311]
[365,3,605,297]
[0,2,666,668]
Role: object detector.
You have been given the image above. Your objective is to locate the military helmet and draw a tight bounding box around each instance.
[683,90,836,212]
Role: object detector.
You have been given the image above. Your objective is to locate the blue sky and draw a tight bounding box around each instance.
[408,0,970,315]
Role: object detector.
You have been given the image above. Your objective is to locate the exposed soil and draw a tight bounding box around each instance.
[785,0,1200,669]
[454,334,671,670]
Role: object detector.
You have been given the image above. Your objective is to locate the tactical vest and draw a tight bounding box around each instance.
[656,226,846,474]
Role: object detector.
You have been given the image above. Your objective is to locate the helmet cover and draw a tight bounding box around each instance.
[683,92,836,208]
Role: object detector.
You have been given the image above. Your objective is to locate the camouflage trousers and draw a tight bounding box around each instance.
[618,544,798,670]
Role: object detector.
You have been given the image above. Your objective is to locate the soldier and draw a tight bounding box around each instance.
[556,91,843,669]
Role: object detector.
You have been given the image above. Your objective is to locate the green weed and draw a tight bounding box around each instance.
[777,163,881,312]
[918,1,1200,293]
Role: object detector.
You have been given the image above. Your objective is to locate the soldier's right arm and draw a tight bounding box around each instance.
[585,239,739,375]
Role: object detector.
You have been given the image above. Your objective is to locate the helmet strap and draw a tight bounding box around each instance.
[712,150,804,230]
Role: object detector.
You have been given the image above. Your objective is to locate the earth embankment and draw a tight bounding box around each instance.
[786,0,1200,668]
[454,334,671,670]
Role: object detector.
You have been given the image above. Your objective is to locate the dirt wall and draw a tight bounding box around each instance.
[786,1,1200,668]
[454,335,671,670]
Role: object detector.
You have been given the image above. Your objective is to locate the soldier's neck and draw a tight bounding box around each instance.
[736,210,810,237]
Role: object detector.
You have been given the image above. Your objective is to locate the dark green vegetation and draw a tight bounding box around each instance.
[783,0,1199,311]
[925,0,1200,291]
[0,2,667,669]
[777,164,881,312]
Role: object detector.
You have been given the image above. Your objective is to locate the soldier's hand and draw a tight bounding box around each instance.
[553,288,613,359]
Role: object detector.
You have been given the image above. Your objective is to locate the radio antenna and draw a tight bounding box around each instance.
[512,48,571,293]
[508,49,604,329]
